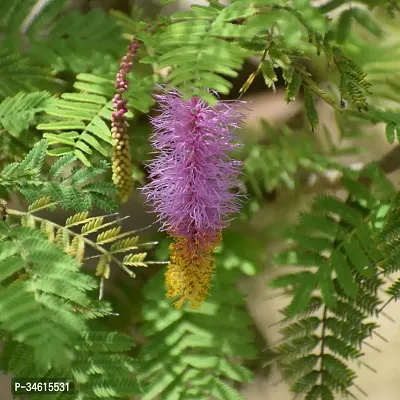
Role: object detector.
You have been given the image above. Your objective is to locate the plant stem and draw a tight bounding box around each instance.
[318,306,328,385]
[7,208,136,278]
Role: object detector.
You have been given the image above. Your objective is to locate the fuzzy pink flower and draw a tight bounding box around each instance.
[142,88,245,239]
[141,88,246,308]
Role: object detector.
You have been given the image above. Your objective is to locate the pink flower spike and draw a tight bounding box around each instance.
[141,88,247,242]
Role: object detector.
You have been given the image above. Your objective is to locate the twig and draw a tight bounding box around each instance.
[301,145,400,194]
[7,208,141,278]
[21,0,54,34]
[318,0,348,14]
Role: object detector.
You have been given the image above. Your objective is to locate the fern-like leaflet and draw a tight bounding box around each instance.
[0,149,157,398]
[36,73,153,166]
[0,52,60,99]
[7,204,157,300]
[137,234,260,400]
[0,221,95,372]
[271,164,396,398]
[0,139,117,212]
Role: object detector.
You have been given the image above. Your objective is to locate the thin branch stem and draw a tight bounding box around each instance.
[238,27,275,99]
[7,208,137,278]
[302,145,400,194]
[317,306,328,385]
[318,0,347,14]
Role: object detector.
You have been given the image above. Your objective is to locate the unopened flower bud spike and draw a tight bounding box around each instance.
[111,38,140,203]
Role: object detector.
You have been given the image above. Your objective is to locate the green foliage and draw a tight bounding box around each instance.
[0,180,153,399]
[239,118,358,215]
[0,136,156,284]
[271,164,396,398]
[387,1,400,17]
[138,0,329,105]
[6,329,142,399]
[0,0,125,74]
[69,330,141,398]
[37,74,153,166]
[0,92,54,138]
[11,207,154,286]
[377,192,400,306]
[140,14,250,103]
[0,139,117,212]
[27,8,125,74]
[0,92,55,167]
[0,52,61,99]
[0,1,399,400]
[329,5,400,147]
[336,7,382,44]
[3,320,142,399]
[362,108,400,143]
[237,26,370,128]
[343,60,400,144]
[333,47,372,111]
[0,222,94,372]
[242,122,324,196]
[137,234,259,400]
[303,87,319,130]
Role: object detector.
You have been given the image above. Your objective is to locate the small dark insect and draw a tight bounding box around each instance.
[0,199,7,221]
[340,99,346,109]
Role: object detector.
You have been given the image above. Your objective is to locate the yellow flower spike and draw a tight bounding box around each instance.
[165,232,221,309]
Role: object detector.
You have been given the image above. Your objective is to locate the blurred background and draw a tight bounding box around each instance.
[1,0,400,399]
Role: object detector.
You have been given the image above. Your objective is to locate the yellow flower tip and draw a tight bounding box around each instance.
[118,183,133,204]
[165,232,221,310]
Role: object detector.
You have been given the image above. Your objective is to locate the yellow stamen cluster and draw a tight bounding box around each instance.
[165,231,221,309]
[111,134,132,204]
